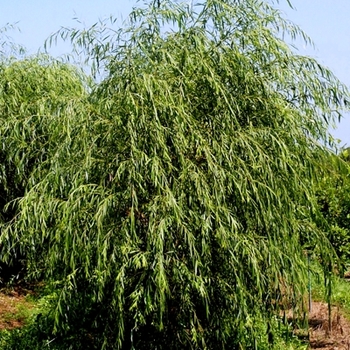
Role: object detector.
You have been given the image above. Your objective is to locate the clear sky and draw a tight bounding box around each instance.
[1,0,349,146]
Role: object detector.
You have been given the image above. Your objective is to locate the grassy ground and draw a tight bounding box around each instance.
[311,266,350,318]
[0,287,38,330]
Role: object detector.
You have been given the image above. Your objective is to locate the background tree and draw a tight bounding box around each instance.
[1,0,349,349]
[315,149,350,269]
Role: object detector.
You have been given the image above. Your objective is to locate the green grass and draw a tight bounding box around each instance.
[311,265,350,321]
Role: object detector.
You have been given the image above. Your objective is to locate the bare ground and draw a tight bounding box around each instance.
[308,301,350,350]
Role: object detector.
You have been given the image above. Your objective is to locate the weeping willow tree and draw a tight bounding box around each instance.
[1,0,349,348]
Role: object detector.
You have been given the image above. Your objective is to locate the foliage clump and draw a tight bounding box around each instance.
[316,149,350,269]
[0,0,349,349]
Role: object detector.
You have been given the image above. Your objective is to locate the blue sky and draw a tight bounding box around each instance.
[1,0,349,146]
